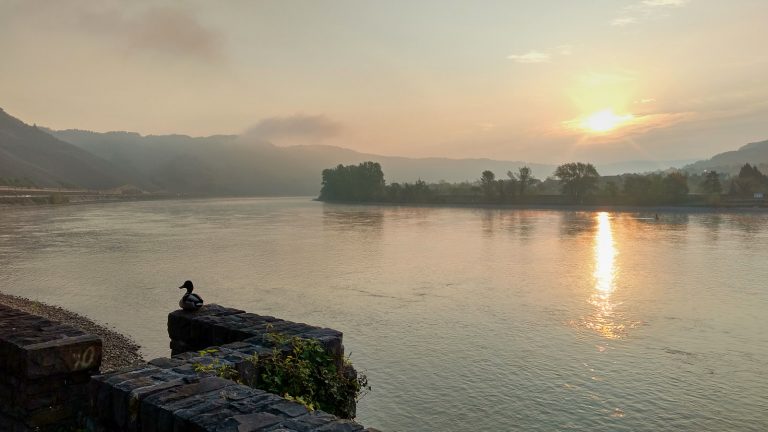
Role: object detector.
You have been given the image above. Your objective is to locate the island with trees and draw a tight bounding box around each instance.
[318,161,768,208]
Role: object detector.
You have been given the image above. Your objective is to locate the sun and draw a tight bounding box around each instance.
[581,109,634,133]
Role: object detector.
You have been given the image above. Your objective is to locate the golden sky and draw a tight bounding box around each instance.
[1,0,767,163]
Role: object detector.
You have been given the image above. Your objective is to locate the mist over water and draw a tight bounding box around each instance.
[1,198,767,431]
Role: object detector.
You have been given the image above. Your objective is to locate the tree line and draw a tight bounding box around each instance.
[319,161,766,206]
[0,177,37,187]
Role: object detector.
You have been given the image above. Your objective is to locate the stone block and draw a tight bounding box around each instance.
[17,334,102,377]
[228,412,283,431]
[0,305,103,431]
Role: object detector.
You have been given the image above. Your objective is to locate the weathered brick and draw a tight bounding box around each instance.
[0,305,102,430]
[2,302,376,432]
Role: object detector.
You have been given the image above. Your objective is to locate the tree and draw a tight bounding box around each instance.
[505,171,518,200]
[732,163,766,195]
[622,172,689,205]
[401,179,433,202]
[604,180,619,198]
[515,166,535,195]
[319,161,385,201]
[554,162,600,203]
[662,171,689,203]
[480,170,496,200]
[623,174,658,205]
[386,182,403,201]
[701,171,722,195]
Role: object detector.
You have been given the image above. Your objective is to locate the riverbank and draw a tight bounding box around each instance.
[318,198,768,213]
[0,291,143,371]
[0,193,179,207]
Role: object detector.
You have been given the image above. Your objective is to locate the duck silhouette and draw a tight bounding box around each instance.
[178,280,204,311]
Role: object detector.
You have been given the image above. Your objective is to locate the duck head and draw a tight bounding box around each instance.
[179,280,194,293]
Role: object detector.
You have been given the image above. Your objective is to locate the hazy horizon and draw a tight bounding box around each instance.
[2,1,767,165]
[2,3,768,430]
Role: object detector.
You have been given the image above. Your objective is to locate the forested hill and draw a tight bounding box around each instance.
[49,128,697,195]
[5,106,764,194]
[0,109,125,189]
[47,129,554,195]
[49,129,334,195]
[684,139,768,174]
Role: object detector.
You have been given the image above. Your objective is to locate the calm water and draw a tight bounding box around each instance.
[1,198,767,431]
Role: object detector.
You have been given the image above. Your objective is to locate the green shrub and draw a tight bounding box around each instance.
[193,349,240,381]
[192,333,370,419]
[248,332,369,418]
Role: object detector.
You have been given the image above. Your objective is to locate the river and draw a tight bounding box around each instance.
[1,197,766,431]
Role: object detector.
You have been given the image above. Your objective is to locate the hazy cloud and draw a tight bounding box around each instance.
[243,115,342,142]
[561,111,694,139]
[477,123,496,132]
[7,2,225,61]
[611,17,637,27]
[642,0,689,6]
[124,7,224,60]
[507,51,551,64]
[611,0,690,26]
[557,45,574,56]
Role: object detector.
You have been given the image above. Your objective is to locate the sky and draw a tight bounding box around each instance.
[1,0,767,164]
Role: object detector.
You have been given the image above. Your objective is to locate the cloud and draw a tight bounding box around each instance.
[611,0,690,27]
[124,7,224,60]
[642,0,689,6]
[560,111,694,139]
[7,2,225,61]
[611,17,637,27]
[557,45,574,56]
[507,51,551,64]
[477,122,496,132]
[243,114,342,142]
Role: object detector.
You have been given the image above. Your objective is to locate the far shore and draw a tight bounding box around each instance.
[316,198,768,214]
[0,193,314,209]
[3,193,768,214]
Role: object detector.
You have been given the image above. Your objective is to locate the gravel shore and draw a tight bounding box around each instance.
[0,292,144,371]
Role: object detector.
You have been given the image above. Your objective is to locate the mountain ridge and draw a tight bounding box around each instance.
[684,139,768,173]
[3,108,766,194]
[0,108,126,189]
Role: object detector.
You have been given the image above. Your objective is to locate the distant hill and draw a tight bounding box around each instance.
[48,129,557,195]
[3,107,735,194]
[684,139,768,174]
[0,109,125,189]
[49,129,332,195]
[48,128,692,195]
[279,143,556,183]
[597,159,698,176]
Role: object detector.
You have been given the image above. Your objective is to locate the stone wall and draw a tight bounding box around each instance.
[0,302,375,431]
[0,303,102,431]
[167,304,344,364]
[85,304,376,431]
[87,363,374,432]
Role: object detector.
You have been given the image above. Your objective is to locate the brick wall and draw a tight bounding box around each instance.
[85,304,376,431]
[0,303,376,431]
[0,304,102,431]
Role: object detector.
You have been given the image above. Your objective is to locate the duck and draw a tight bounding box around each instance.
[178,280,204,311]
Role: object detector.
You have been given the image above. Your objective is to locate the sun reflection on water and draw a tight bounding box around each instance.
[594,212,616,294]
[586,212,625,339]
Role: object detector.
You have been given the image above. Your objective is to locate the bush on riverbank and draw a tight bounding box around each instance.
[194,330,369,419]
